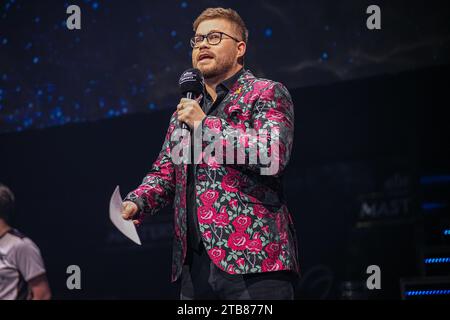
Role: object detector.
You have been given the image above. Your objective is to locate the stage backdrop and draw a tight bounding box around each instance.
[1,0,449,134]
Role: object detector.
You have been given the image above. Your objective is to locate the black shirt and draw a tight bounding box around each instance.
[186,68,245,254]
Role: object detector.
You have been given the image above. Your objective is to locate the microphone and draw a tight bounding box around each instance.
[178,68,204,130]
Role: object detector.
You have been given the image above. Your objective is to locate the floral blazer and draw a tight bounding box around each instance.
[125,70,300,282]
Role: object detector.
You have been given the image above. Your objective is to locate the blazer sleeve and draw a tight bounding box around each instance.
[124,113,178,221]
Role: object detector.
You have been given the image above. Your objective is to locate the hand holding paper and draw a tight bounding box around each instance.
[109,186,141,245]
[122,201,139,222]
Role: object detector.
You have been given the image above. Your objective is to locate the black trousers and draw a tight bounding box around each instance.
[180,243,298,300]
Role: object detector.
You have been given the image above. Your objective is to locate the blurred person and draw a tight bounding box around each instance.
[0,183,51,300]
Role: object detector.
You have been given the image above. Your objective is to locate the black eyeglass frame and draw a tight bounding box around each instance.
[190,31,242,48]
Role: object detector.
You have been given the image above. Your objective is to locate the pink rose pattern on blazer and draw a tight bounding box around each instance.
[125,70,299,282]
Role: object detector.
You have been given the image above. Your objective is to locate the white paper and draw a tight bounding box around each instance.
[109,185,141,245]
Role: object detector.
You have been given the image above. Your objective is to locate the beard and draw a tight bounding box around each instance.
[194,54,235,79]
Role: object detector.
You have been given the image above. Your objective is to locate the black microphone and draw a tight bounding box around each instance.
[178,68,204,130]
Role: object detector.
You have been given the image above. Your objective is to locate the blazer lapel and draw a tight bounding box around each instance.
[208,70,255,117]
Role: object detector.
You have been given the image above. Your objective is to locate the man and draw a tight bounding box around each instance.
[0,183,51,300]
[122,7,299,299]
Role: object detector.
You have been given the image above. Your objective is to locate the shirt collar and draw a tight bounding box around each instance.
[220,67,245,92]
[203,67,245,108]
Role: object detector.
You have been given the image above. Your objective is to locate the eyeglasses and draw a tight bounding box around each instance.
[190,31,242,48]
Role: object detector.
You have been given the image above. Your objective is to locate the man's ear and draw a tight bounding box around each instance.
[237,41,247,60]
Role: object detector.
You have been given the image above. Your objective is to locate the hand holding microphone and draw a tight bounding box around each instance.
[177,68,206,130]
[176,97,205,130]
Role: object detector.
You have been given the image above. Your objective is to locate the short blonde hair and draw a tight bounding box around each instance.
[193,7,248,43]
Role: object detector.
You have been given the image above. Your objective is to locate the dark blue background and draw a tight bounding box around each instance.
[1,0,449,133]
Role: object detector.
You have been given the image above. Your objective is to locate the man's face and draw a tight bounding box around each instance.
[192,19,244,79]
